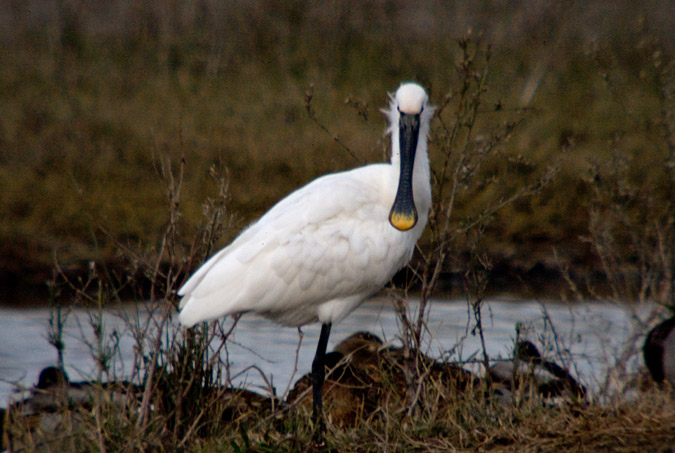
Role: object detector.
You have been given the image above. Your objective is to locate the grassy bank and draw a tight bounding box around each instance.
[4,320,675,451]
[0,0,673,304]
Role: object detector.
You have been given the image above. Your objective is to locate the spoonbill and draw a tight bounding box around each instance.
[178,82,433,436]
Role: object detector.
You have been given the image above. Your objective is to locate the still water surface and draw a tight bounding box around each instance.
[0,296,650,407]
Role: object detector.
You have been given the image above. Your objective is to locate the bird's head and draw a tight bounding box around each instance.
[395,83,428,115]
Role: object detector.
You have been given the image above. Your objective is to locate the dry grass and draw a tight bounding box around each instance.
[0,0,673,301]
[5,369,675,452]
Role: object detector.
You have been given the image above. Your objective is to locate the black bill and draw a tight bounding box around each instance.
[389,112,420,231]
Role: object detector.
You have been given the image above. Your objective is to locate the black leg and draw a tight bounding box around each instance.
[312,322,332,443]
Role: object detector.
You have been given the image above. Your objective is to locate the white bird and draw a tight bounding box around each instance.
[177,82,433,437]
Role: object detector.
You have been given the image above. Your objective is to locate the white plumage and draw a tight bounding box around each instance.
[178,83,433,330]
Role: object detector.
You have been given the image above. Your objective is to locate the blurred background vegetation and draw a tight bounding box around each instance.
[0,0,673,304]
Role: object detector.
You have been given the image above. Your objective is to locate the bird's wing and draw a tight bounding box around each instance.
[178,165,411,327]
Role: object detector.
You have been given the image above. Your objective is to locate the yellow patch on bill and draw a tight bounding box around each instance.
[389,211,417,231]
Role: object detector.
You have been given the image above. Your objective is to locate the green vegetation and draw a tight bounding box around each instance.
[0,1,672,303]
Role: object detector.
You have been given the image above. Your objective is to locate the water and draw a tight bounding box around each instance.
[0,296,653,407]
